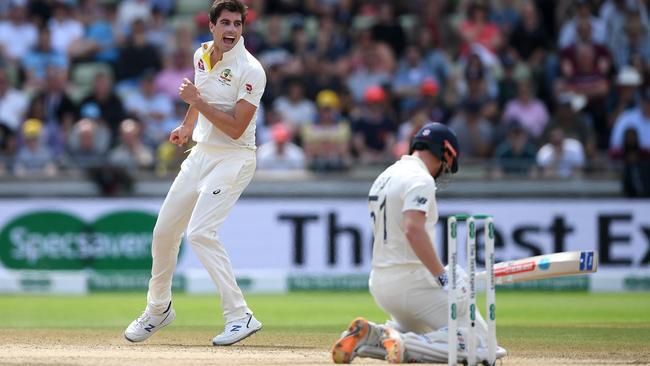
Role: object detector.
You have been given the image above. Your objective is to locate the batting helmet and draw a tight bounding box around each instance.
[410,122,460,173]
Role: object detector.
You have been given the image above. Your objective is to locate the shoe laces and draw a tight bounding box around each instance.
[136,312,151,327]
[220,315,250,335]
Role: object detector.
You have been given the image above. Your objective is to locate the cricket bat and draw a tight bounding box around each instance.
[475,250,598,285]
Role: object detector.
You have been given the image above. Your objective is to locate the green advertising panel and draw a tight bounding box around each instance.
[0,211,159,270]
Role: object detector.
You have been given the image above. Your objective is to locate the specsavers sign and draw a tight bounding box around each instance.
[0,203,158,270]
[0,199,648,273]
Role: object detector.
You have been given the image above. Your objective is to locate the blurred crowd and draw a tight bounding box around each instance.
[0,0,649,196]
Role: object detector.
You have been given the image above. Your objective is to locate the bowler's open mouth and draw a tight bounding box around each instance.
[223,36,236,45]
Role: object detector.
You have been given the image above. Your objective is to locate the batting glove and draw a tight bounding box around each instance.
[436,271,448,288]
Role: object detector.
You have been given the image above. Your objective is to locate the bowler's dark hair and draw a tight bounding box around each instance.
[209,0,247,24]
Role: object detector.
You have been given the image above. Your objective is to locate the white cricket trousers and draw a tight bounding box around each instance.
[146,143,256,322]
[369,264,488,341]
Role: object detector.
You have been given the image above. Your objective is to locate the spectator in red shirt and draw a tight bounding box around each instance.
[458,1,503,57]
[558,18,612,149]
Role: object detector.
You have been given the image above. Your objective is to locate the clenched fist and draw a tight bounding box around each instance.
[169,124,192,146]
[179,78,202,105]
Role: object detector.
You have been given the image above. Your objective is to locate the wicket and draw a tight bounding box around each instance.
[447,214,496,366]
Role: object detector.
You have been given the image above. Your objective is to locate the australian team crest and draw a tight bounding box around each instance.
[220,68,233,83]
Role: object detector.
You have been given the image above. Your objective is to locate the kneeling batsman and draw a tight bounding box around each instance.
[331,123,507,364]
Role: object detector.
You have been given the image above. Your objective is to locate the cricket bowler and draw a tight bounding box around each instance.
[124,0,266,346]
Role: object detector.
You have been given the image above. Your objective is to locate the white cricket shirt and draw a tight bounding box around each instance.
[369,155,439,268]
[192,37,266,150]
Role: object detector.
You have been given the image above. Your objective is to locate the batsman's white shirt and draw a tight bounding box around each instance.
[368,155,488,342]
[146,36,266,323]
[369,155,438,268]
[192,36,265,149]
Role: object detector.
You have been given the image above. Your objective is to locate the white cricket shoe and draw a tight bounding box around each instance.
[124,303,175,342]
[212,313,262,346]
[474,345,508,364]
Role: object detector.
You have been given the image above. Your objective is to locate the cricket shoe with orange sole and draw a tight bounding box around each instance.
[332,317,388,363]
[382,326,405,364]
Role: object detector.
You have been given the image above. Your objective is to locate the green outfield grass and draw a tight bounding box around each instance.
[1,291,649,361]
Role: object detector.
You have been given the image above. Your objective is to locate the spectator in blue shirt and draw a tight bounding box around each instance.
[22,27,67,89]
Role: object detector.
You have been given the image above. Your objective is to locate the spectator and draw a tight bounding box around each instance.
[449,100,495,158]
[349,27,396,73]
[301,90,351,172]
[509,1,552,73]
[79,71,127,141]
[68,2,119,63]
[29,66,77,155]
[156,140,191,177]
[154,100,197,176]
[48,2,84,56]
[115,19,162,83]
[610,87,650,158]
[155,48,194,101]
[146,8,172,49]
[458,1,503,57]
[492,0,521,39]
[172,24,198,56]
[150,0,174,16]
[537,127,586,178]
[302,53,346,100]
[310,15,349,62]
[457,53,499,121]
[352,86,396,165]
[124,71,174,146]
[496,54,519,108]
[543,92,597,165]
[413,30,451,92]
[0,124,15,175]
[494,119,538,177]
[558,18,612,149]
[607,66,643,130]
[347,29,394,102]
[258,122,306,171]
[194,11,212,45]
[261,63,283,107]
[600,0,638,50]
[0,0,644,183]
[393,45,436,116]
[620,128,650,197]
[0,67,29,132]
[116,0,151,31]
[502,78,550,140]
[0,1,13,17]
[66,117,110,170]
[558,0,606,48]
[395,102,433,158]
[257,15,291,67]
[371,3,406,57]
[22,27,68,89]
[418,77,448,123]
[108,119,154,170]
[284,18,309,56]
[13,118,57,177]
[272,79,316,130]
[0,3,38,62]
[610,14,650,73]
